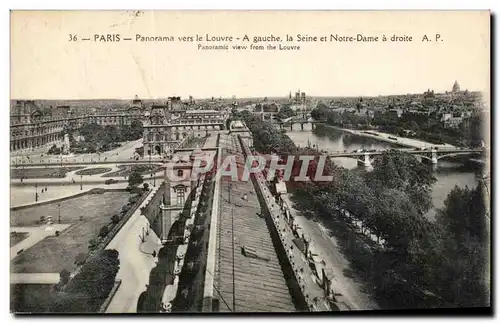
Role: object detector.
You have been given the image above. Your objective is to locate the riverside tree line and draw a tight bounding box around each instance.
[234,110,489,309]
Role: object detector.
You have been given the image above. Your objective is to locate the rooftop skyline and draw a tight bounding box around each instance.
[11,11,490,100]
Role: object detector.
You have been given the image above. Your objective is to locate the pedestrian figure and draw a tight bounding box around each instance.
[152,250,157,258]
[45,187,48,192]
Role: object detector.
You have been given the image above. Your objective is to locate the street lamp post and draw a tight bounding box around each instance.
[80,175,83,190]
[58,203,61,224]
[35,182,38,202]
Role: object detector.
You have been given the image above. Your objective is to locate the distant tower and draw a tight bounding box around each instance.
[452,80,460,93]
[289,91,292,100]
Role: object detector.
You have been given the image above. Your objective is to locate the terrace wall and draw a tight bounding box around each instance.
[140,182,167,238]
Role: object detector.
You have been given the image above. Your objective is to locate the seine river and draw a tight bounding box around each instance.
[285,124,480,221]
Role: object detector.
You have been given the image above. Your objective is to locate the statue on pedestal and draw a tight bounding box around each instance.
[62,133,71,154]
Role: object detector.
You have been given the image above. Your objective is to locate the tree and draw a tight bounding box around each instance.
[59,269,71,285]
[276,106,296,120]
[469,112,485,147]
[311,103,330,120]
[408,121,420,132]
[366,151,436,215]
[436,184,486,243]
[111,214,120,225]
[88,238,98,250]
[51,249,120,312]
[49,292,93,313]
[424,184,490,307]
[99,225,110,238]
[128,170,143,187]
[143,183,149,191]
[74,252,86,265]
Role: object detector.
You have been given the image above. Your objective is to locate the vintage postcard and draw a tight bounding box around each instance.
[9,10,491,314]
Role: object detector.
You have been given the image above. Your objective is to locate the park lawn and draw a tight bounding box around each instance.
[11,191,128,227]
[11,191,131,273]
[10,232,29,247]
[187,136,208,147]
[10,167,83,179]
[10,284,54,313]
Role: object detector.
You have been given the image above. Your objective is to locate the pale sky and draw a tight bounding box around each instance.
[10,11,490,99]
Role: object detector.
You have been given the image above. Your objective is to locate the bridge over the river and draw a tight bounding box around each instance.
[271,117,326,130]
[324,147,485,167]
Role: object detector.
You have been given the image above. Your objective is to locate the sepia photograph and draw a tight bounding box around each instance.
[8,10,491,314]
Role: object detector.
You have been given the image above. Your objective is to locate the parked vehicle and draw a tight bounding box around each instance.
[105,179,118,185]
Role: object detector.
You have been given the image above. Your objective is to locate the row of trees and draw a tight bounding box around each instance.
[311,103,485,148]
[237,111,489,309]
[47,181,149,313]
[87,191,144,251]
[71,120,143,153]
[275,105,297,120]
[50,249,120,312]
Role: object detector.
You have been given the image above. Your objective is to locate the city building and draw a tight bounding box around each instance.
[142,108,228,156]
[444,116,464,129]
[293,89,306,104]
[10,97,228,155]
[229,120,253,148]
[10,101,88,152]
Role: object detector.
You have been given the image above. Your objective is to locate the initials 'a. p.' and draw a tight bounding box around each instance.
[94,34,121,42]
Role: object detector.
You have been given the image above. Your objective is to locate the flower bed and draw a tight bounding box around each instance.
[75,168,113,176]
[102,164,164,178]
